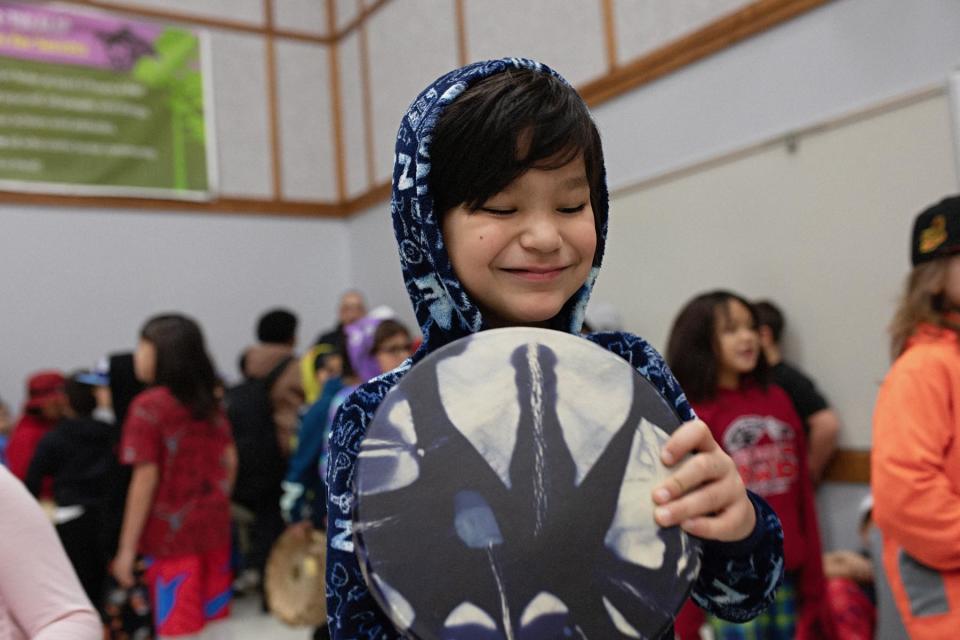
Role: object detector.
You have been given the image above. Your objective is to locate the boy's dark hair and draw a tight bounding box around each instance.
[257,308,298,344]
[666,290,769,404]
[141,314,218,419]
[371,319,411,355]
[430,68,605,262]
[65,372,97,417]
[753,300,784,343]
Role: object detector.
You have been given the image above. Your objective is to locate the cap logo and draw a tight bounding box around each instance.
[920,214,948,254]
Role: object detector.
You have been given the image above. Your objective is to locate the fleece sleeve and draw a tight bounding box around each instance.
[691,492,784,621]
[325,379,405,640]
[872,348,960,569]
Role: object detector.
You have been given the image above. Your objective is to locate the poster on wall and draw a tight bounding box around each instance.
[0,2,216,200]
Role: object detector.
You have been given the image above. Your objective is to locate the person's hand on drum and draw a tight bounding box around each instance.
[651,419,756,542]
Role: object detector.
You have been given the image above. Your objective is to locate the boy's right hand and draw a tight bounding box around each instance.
[651,419,756,542]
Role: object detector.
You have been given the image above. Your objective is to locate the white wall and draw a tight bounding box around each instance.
[364,0,459,185]
[0,207,349,408]
[593,0,960,190]
[346,201,417,331]
[593,91,956,448]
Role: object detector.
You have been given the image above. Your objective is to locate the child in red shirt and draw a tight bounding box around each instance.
[111,314,237,638]
[666,291,834,640]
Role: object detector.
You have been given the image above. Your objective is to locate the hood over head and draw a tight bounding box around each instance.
[391,58,609,356]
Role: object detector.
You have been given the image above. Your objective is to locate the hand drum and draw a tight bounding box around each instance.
[354,328,701,639]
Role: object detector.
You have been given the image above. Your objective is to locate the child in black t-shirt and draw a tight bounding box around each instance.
[755,300,841,482]
[26,371,117,610]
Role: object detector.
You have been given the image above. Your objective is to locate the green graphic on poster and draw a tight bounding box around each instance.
[0,3,216,199]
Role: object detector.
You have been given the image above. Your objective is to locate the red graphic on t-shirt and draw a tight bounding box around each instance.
[723,415,798,497]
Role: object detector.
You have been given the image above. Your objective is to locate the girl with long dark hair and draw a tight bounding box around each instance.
[667,291,833,640]
[111,314,237,639]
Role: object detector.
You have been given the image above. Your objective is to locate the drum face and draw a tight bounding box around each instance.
[354,328,701,640]
[265,529,327,627]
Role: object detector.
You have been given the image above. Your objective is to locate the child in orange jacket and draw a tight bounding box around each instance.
[872,195,960,639]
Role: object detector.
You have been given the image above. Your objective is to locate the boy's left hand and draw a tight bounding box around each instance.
[652,419,755,542]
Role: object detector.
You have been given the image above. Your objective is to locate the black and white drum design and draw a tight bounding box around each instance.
[353,328,701,640]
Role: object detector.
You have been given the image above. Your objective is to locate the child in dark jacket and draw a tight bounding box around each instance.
[26,371,117,610]
[324,59,785,640]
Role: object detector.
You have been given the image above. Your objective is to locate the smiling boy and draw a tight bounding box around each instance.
[325,59,783,639]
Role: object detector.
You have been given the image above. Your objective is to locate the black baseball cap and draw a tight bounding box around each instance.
[912,196,960,266]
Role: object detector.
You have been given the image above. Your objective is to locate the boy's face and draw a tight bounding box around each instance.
[442,156,597,327]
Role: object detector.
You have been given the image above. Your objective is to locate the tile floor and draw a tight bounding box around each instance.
[228,594,315,639]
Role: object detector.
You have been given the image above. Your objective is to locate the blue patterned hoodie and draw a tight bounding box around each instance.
[325,58,783,639]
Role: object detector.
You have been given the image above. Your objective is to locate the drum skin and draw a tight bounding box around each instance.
[354,328,701,640]
[265,527,328,627]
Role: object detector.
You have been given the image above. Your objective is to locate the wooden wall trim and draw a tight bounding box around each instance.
[262,0,283,200]
[0,180,392,219]
[358,8,377,189]
[454,0,468,67]
[66,0,335,44]
[327,0,348,202]
[65,0,391,43]
[0,191,349,217]
[600,0,618,72]
[344,180,392,215]
[823,449,870,484]
[580,0,832,107]
[338,0,391,41]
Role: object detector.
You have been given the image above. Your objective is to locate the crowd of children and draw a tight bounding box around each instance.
[0,295,416,639]
[1,55,954,640]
